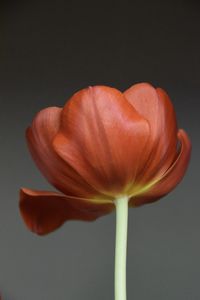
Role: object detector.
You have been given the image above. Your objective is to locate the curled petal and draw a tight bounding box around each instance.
[20,188,114,235]
[27,107,99,198]
[130,129,191,207]
[53,86,150,196]
[124,83,177,183]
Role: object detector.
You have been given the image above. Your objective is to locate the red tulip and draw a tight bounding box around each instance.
[20,83,191,235]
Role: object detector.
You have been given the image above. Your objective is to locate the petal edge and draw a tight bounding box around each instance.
[19,188,114,235]
[130,129,191,206]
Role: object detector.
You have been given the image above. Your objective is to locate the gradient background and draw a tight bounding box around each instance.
[0,0,199,299]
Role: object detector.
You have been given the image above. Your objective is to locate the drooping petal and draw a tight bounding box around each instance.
[20,188,114,235]
[27,107,99,198]
[53,86,150,197]
[130,129,191,207]
[124,83,177,183]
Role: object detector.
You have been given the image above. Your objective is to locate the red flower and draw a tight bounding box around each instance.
[20,83,191,235]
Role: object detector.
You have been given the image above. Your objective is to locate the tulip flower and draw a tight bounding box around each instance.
[19,83,191,300]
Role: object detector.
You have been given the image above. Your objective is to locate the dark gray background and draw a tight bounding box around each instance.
[0,0,199,299]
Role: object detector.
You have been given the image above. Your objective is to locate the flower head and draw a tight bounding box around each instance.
[20,83,191,235]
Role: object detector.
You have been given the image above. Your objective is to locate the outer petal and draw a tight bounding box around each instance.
[130,129,191,207]
[124,83,177,183]
[53,86,150,197]
[27,107,100,198]
[20,188,114,235]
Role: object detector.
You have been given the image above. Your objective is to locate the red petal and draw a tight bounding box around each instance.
[27,107,99,198]
[53,86,150,197]
[130,129,191,207]
[124,83,177,183]
[20,188,114,235]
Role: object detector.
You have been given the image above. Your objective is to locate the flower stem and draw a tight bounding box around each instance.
[114,196,129,300]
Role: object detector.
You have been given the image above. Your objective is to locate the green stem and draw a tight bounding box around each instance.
[114,196,129,300]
